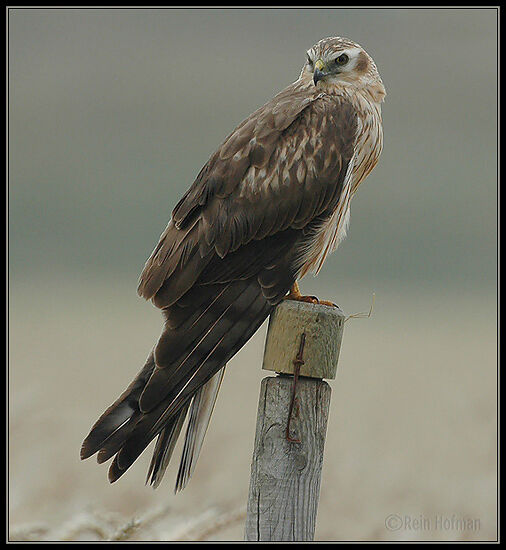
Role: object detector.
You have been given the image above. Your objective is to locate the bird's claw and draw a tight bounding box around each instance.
[317,299,339,308]
[284,294,339,308]
[284,282,338,308]
[285,294,319,304]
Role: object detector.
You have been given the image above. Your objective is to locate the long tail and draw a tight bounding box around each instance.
[175,366,225,492]
[81,277,275,486]
[146,365,226,490]
[144,401,189,488]
[82,360,224,490]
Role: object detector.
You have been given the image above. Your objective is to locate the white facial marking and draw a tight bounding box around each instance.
[329,47,361,70]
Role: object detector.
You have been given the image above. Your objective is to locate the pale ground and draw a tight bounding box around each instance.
[8,277,497,541]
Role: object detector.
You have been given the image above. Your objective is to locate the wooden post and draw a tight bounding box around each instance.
[245,299,345,541]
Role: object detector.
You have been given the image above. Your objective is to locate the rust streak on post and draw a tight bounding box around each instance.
[286,332,306,443]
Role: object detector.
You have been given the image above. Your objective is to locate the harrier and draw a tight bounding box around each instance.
[81,36,386,490]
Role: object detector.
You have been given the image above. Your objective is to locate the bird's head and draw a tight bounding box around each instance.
[300,37,386,102]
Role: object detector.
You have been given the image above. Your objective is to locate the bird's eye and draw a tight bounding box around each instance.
[335,54,349,65]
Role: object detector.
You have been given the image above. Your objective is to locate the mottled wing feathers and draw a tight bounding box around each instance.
[137,86,357,305]
[171,85,321,230]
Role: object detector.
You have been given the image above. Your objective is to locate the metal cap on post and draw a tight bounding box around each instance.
[245,299,345,542]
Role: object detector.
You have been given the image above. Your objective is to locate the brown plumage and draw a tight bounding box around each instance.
[81,36,386,489]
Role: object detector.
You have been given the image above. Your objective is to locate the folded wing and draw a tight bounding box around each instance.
[82,82,358,486]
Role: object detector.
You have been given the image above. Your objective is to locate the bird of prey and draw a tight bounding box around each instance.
[81,36,386,490]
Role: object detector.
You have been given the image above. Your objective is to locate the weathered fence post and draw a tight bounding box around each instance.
[244,299,345,541]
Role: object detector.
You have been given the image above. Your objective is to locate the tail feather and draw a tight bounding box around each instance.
[82,273,289,486]
[107,281,273,483]
[146,401,190,488]
[145,365,225,490]
[175,365,226,492]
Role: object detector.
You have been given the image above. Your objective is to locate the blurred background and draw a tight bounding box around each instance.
[8,8,497,541]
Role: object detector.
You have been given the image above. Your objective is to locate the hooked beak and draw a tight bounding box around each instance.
[313,68,325,85]
[313,59,327,86]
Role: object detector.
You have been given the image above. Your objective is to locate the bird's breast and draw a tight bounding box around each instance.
[298,95,383,278]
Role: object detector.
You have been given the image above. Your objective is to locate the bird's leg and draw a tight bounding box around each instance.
[285,281,338,308]
[285,281,318,304]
